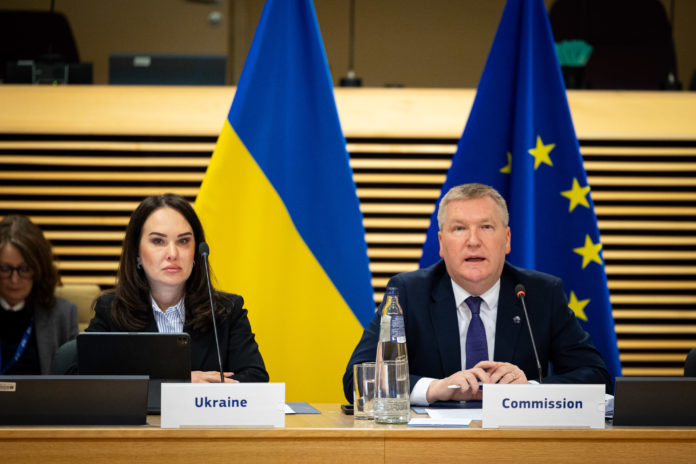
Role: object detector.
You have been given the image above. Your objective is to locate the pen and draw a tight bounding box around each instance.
[447,383,484,390]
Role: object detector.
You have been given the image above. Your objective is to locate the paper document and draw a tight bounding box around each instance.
[408,417,471,427]
[426,408,483,421]
[284,402,322,414]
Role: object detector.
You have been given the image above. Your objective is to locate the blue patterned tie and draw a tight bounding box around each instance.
[465,296,488,369]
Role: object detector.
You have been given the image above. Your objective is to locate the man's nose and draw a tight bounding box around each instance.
[466,228,481,245]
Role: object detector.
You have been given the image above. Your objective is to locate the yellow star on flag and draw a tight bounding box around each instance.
[500,152,512,174]
[573,235,603,269]
[561,178,591,212]
[528,135,554,170]
[568,291,590,321]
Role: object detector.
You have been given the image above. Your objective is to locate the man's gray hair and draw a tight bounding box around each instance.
[437,183,509,229]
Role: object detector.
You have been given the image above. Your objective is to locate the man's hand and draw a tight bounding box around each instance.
[426,365,490,403]
[425,361,528,403]
[478,360,528,385]
[191,371,238,383]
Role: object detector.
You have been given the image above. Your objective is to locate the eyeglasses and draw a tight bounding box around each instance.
[0,264,34,279]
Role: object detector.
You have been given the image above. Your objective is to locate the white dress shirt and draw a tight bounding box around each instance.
[410,279,501,406]
[0,297,25,312]
[151,296,186,333]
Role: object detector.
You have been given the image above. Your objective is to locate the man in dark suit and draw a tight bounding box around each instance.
[343,183,610,405]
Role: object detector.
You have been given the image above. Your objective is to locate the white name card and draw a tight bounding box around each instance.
[161,383,285,428]
[482,384,605,429]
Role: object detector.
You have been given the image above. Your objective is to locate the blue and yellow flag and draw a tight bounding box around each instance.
[195,0,374,402]
[420,0,621,381]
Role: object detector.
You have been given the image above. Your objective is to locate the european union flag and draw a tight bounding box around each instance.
[420,0,621,381]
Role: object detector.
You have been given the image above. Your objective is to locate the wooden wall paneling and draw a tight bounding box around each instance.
[0,88,694,377]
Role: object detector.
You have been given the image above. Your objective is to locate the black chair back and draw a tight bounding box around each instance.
[0,10,80,81]
[51,339,79,375]
[685,348,696,377]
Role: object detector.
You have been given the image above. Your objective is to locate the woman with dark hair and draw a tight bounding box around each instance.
[86,194,268,383]
[0,215,78,374]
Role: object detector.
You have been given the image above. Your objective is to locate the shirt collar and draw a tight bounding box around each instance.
[450,278,501,312]
[150,295,186,316]
[0,296,25,312]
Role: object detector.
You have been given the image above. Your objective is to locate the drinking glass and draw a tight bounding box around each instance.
[353,362,376,420]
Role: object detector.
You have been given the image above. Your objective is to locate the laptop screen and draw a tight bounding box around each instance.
[77,332,191,380]
[0,375,148,425]
[613,377,696,426]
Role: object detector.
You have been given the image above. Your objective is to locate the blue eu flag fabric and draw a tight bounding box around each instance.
[419,0,621,381]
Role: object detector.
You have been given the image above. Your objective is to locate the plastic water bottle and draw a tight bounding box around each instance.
[374,287,410,424]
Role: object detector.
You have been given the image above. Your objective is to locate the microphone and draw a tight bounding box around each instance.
[514,284,543,384]
[199,242,225,383]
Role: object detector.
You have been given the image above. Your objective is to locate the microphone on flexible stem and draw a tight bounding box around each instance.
[514,284,543,384]
[199,242,225,383]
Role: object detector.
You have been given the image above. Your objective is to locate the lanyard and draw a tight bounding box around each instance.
[0,318,34,374]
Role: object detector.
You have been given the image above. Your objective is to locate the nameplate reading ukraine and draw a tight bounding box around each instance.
[161,383,285,428]
[482,384,605,429]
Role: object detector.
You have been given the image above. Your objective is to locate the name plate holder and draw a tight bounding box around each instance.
[482,384,605,429]
[161,383,285,428]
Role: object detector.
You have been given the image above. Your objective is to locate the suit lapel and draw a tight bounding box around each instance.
[190,331,208,371]
[429,272,462,376]
[189,320,227,372]
[493,268,523,363]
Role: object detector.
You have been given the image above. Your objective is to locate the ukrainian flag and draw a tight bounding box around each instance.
[195,0,374,402]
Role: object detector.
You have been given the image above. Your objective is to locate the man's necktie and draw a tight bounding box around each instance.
[465,296,488,370]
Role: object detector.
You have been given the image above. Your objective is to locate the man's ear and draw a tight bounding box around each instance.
[438,231,444,258]
[505,226,511,254]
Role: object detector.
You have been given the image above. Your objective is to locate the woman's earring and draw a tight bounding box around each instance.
[136,262,143,270]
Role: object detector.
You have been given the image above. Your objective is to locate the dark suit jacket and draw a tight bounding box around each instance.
[35,297,78,374]
[87,292,268,383]
[343,261,611,402]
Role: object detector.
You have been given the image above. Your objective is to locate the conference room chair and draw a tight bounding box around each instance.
[685,348,696,377]
[0,9,80,81]
[55,284,101,332]
[51,339,78,375]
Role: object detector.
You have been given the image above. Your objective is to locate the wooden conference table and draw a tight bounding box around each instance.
[2,403,695,463]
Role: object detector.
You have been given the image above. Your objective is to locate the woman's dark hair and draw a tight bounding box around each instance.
[111,194,227,331]
[0,215,60,311]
